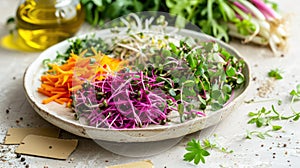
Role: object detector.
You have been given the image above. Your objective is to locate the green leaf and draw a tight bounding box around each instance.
[271,105,280,116]
[248,112,257,117]
[202,139,211,148]
[222,84,232,93]
[245,131,252,139]
[272,125,282,131]
[293,114,300,121]
[194,154,201,165]
[168,88,176,97]
[236,19,256,36]
[290,90,297,96]
[202,150,210,156]
[277,100,282,106]
[211,102,223,111]
[173,78,180,83]
[247,118,257,124]
[261,107,266,113]
[256,118,264,127]
[211,90,222,99]
[297,84,300,93]
[226,66,236,77]
[162,49,172,57]
[178,104,184,115]
[237,74,245,84]
[268,69,283,80]
[42,59,51,67]
[183,80,195,87]
[184,139,210,165]
[169,43,178,54]
[257,132,265,139]
[186,54,197,69]
[183,153,195,161]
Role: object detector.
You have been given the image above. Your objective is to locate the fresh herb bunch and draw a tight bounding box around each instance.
[167,41,245,111]
[166,0,287,54]
[43,35,109,68]
[246,105,300,139]
[132,40,245,120]
[246,84,300,139]
[247,106,284,130]
[80,0,165,26]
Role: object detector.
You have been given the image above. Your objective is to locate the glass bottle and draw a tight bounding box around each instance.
[16,0,85,50]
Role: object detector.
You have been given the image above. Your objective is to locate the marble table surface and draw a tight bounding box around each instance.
[1,0,300,167]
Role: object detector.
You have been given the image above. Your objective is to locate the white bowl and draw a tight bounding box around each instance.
[23,27,250,144]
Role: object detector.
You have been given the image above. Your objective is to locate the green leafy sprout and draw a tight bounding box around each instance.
[268,68,283,80]
[246,84,300,139]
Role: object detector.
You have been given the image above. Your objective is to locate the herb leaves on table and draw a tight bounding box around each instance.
[246,84,300,139]
[268,68,283,80]
[184,139,210,165]
[184,136,233,165]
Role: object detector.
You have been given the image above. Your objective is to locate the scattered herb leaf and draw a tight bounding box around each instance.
[268,69,283,80]
[184,139,210,165]
[184,136,233,165]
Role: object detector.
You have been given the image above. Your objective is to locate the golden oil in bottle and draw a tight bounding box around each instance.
[16,0,85,50]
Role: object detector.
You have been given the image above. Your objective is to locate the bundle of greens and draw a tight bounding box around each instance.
[80,0,286,54]
[166,0,287,55]
[80,0,164,26]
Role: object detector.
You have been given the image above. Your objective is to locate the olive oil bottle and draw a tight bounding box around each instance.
[16,0,85,50]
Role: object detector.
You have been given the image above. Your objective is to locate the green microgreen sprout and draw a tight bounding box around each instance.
[246,130,272,139]
[246,90,300,139]
[245,84,300,139]
[268,68,283,80]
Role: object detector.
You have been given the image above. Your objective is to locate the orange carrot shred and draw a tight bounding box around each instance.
[38,51,124,106]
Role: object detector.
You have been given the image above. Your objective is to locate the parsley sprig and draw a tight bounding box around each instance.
[184,136,233,165]
[184,139,210,165]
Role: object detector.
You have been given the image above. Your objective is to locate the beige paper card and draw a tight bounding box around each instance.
[4,127,60,144]
[107,160,154,168]
[15,135,78,160]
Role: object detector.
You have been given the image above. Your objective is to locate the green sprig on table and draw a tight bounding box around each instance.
[268,68,283,80]
[246,84,300,139]
[184,136,233,165]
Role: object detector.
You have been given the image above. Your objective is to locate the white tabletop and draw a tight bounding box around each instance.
[1,0,300,167]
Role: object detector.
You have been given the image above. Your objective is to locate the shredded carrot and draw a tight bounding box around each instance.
[38,50,124,106]
[42,94,64,104]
